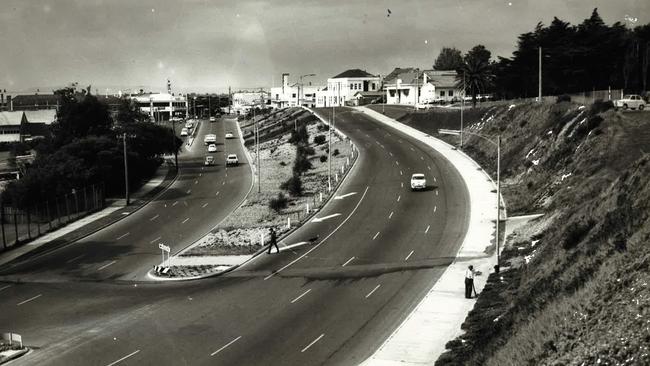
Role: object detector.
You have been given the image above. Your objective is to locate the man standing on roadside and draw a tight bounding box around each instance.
[465,265,476,298]
[267,227,279,254]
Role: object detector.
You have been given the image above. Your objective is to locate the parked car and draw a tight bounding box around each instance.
[207,143,217,152]
[180,128,189,137]
[225,132,235,139]
[615,95,646,110]
[226,154,239,166]
[204,156,214,165]
[410,173,426,191]
[209,116,216,122]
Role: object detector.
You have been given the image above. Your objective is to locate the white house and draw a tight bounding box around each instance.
[324,69,381,107]
[383,67,421,105]
[130,93,188,121]
[0,111,26,142]
[270,73,324,109]
[231,91,269,115]
[420,70,460,103]
[384,68,462,105]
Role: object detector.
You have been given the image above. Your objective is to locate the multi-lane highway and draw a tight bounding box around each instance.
[0,117,252,281]
[0,108,470,365]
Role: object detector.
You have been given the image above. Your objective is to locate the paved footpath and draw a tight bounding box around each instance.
[0,162,176,268]
[358,107,504,365]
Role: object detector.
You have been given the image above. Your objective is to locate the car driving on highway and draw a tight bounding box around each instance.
[225,132,235,139]
[410,173,426,191]
[180,128,188,136]
[207,143,217,152]
[614,94,646,110]
[204,156,214,165]
[226,154,239,166]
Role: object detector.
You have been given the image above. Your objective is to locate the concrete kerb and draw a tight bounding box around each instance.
[357,106,505,365]
[148,109,362,281]
[0,348,31,365]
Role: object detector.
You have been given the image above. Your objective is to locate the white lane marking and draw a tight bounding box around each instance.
[98,260,117,271]
[388,211,394,219]
[396,161,399,166]
[365,284,381,298]
[116,232,129,241]
[372,231,380,240]
[301,334,325,353]
[405,250,414,261]
[66,254,85,263]
[149,214,159,221]
[172,201,178,206]
[389,152,393,157]
[342,257,355,267]
[311,213,341,223]
[425,225,430,234]
[434,177,437,182]
[291,289,312,304]
[401,182,404,188]
[216,191,220,196]
[150,236,161,244]
[182,218,190,224]
[0,285,12,292]
[436,190,439,196]
[335,192,357,200]
[222,181,226,185]
[17,294,42,306]
[434,206,437,212]
[397,195,401,202]
[202,203,209,208]
[420,156,424,160]
[400,170,403,176]
[264,186,369,280]
[211,336,242,356]
[427,166,431,170]
[195,180,198,184]
[199,173,202,177]
[410,147,415,151]
[106,350,141,366]
[186,189,192,194]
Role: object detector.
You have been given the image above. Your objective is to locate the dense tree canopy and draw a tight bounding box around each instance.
[433,47,464,71]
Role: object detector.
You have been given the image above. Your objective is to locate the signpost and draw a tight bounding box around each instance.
[159,243,171,267]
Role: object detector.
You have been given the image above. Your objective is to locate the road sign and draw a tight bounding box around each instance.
[158,243,170,252]
[438,129,461,136]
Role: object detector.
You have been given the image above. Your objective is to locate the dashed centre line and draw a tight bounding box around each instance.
[405,250,414,261]
[342,257,355,267]
[106,350,141,366]
[211,336,242,356]
[291,289,312,304]
[400,170,403,176]
[0,285,12,292]
[397,195,401,202]
[388,211,394,219]
[420,156,424,160]
[66,254,84,263]
[434,206,437,212]
[150,214,159,221]
[427,166,431,170]
[172,201,179,206]
[150,236,161,244]
[365,284,381,298]
[395,161,399,166]
[116,232,130,241]
[98,260,117,271]
[186,189,192,194]
[202,203,209,208]
[372,231,380,240]
[301,334,325,353]
[216,191,220,196]
[425,225,430,234]
[182,218,190,224]
[17,294,42,306]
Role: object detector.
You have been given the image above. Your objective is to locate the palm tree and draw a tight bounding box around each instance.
[456,57,494,107]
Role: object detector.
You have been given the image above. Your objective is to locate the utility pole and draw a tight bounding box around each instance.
[496,135,501,269]
[328,107,334,191]
[171,119,178,168]
[122,133,130,206]
[228,86,232,114]
[538,47,542,103]
[460,71,465,148]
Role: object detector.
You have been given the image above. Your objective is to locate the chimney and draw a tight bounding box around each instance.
[423,71,427,84]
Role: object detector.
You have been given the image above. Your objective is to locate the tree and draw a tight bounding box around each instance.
[458,45,495,107]
[116,97,149,126]
[433,47,464,70]
[50,86,112,147]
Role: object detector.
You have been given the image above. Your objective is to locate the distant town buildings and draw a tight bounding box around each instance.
[231,90,269,114]
[0,109,56,142]
[130,93,188,121]
[323,69,381,107]
[270,73,325,109]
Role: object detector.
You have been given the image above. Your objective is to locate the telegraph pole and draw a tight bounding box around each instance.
[122,133,130,206]
[538,47,542,103]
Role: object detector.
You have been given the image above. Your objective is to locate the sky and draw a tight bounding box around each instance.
[1,0,648,94]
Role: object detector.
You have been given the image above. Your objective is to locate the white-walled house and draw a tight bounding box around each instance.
[324,69,381,107]
[384,68,462,105]
[270,73,324,109]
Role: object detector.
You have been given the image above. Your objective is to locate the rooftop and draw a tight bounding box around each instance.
[0,111,25,127]
[332,69,377,79]
[24,109,57,124]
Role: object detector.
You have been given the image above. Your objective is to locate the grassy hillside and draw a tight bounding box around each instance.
[370,102,650,365]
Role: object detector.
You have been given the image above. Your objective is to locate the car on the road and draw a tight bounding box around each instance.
[204,156,214,165]
[185,121,194,129]
[410,173,426,191]
[180,128,189,136]
[226,154,239,166]
[207,143,217,152]
[615,94,646,110]
[209,116,216,122]
[225,132,235,139]
[204,133,217,145]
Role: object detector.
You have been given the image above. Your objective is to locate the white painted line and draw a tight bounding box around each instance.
[434,206,437,212]
[149,236,161,244]
[182,218,190,224]
[216,191,220,196]
[389,152,393,156]
[420,156,424,160]
[433,177,437,182]
[396,161,399,166]
[199,173,202,177]
[149,214,159,221]
[202,203,209,208]
[301,334,325,353]
[335,192,357,200]
[195,180,198,184]
[17,294,42,306]
[427,166,431,170]
[365,284,381,298]
[425,225,430,234]
[311,213,342,223]
[405,250,414,261]
[397,195,401,202]
[436,190,439,196]
[66,254,85,263]
[98,260,117,271]
[0,285,12,292]
[410,147,415,151]
[389,211,394,219]
[222,181,226,185]
[172,201,179,206]
[106,350,141,366]
[400,170,403,176]
[372,231,380,240]
[186,189,192,194]
[116,232,130,241]
[264,186,370,280]
[211,336,242,356]
[342,256,355,267]
[401,182,404,188]
[291,289,312,304]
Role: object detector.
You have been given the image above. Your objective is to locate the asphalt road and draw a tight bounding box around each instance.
[0,108,470,366]
[0,117,252,281]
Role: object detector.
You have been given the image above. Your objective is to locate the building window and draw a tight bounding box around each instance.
[292,93,296,98]
[440,91,446,97]
[448,90,454,97]
[389,90,396,97]
[372,83,376,90]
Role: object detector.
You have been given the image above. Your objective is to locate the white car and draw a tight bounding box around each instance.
[225,132,235,139]
[615,95,645,110]
[410,173,426,191]
[209,116,216,122]
[204,156,214,165]
[207,144,217,152]
[226,154,239,166]
[204,134,217,145]
[185,121,194,129]
[180,128,188,137]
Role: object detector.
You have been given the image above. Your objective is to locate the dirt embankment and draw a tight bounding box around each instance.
[387,102,650,365]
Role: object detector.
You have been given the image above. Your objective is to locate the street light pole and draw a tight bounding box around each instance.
[171,119,178,169]
[122,133,130,206]
[299,74,316,107]
[460,71,465,148]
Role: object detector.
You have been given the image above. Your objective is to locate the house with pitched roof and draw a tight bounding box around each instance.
[0,111,28,142]
[383,68,462,105]
[322,69,381,107]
